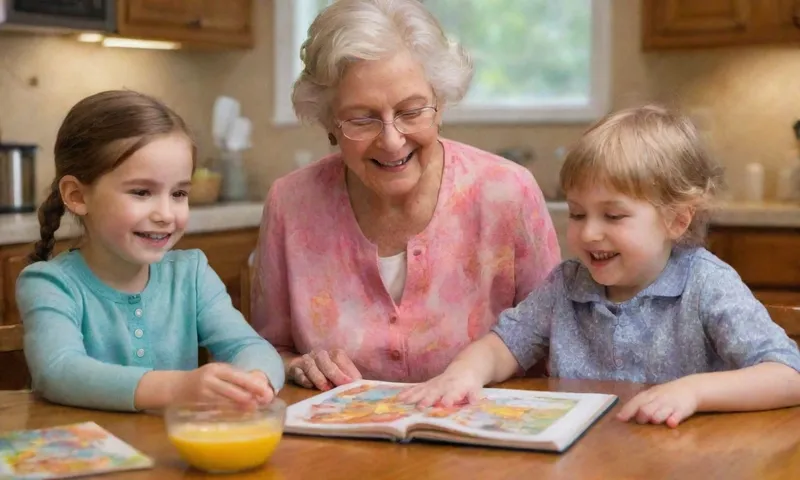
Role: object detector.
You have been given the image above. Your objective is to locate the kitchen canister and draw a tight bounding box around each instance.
[743,162,765,202]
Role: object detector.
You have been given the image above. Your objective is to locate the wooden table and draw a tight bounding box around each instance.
[1,378,798,479]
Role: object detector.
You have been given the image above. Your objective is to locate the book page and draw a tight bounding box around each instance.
[285,381,422,440]
[0,421,153,479]
[286,381,617,451]
[408,388,617,451]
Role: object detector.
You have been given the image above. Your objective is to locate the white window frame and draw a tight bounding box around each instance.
[272,0,612,126]
[272,0,317,126]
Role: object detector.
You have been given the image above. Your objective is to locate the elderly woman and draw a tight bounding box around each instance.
[252,0,561,390]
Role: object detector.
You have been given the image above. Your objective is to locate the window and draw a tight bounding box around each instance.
[272,0,332,126]
[272,0,610,125]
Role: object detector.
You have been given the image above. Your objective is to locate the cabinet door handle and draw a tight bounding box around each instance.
[187,18,203,28]
[793,0,800,28]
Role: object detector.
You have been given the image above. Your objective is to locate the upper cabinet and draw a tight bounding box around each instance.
[643,0,755,49]
[117,0,254,49]
[642,0,800,49]
[759,0,800,43]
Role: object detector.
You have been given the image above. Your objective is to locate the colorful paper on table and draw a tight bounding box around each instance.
[0,421,153,479]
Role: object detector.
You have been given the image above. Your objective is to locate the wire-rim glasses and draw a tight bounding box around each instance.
[335,106,438,141]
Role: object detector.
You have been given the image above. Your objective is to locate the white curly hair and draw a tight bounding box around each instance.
[291,0,473,129]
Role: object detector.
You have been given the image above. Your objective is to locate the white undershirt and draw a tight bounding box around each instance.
[378,251,407,304]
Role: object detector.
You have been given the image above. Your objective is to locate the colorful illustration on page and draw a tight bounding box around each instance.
[302,383,578,434]
[0,422,152,479]
[304,384,416,424]
[425,396,579,435]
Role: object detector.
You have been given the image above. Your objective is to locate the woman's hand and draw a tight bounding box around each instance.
[173,363,274,407]
[616,379,699,428]
[287,349,362,390]
[398,369,483,408]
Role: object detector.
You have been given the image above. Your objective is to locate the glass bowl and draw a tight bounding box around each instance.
[165,399,286,473]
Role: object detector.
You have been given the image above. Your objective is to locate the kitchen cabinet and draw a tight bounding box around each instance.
[117,0,254,49]
[758,0,800,44]
[642,0,800,49]
[0,227,259,390]
[707,227,800,306]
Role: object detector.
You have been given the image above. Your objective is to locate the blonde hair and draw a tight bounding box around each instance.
[559,104,725,246]
[292,0,473,129]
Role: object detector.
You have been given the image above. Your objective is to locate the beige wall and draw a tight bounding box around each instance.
[2,0,799,203]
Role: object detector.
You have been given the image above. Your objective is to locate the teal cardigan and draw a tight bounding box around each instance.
[16,248,285,411]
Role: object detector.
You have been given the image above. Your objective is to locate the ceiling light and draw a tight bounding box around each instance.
[101,37,181,50]
[76,32,104,43]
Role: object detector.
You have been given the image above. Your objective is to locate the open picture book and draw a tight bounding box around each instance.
[0,421,153,479]
[285,380,618,453]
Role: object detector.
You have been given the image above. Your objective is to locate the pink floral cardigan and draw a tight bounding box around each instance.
[251,139,561,382]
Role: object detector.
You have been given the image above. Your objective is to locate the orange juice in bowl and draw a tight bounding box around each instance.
[165,399,286,473]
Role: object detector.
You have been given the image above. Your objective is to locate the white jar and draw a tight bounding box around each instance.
[743,162,764,202]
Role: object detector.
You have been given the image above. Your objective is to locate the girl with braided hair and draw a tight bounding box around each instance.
[17,90,284,412]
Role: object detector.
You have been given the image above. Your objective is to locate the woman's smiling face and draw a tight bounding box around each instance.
[331,50,442,200]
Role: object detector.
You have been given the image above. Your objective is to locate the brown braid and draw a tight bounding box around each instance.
[29,185,65,263]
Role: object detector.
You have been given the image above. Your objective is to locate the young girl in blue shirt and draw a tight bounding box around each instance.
[16,90,285,412]
[400,105,800,427]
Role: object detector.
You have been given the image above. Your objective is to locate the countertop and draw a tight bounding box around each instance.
[707,201,800,228]
[546,200,800,228]
[0,201,265,246]
[1,200,800,247]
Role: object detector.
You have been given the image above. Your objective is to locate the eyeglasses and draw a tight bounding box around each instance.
[335,106,438,141]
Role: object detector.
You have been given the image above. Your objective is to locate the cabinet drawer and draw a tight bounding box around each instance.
[752,290,800,307]
[117,0,254,48]
[719,229,800,288]
[173,228,258,311]
[124,0,202,28]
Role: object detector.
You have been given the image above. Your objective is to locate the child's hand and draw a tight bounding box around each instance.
[247,370,276,405]
[173,363,271,407]
[616,379,699,428]
[397,370,483,408]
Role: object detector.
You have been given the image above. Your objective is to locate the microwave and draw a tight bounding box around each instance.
[0,0,115,33]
